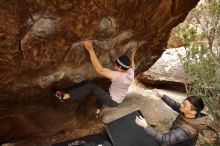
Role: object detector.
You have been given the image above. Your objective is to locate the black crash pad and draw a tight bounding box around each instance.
[106,110,160,146]
[52,134,112,146]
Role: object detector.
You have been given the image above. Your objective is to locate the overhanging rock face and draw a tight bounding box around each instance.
[0,0,199,142]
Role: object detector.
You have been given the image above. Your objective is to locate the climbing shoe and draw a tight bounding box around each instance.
[51,88,65,102]
[95,109,102,119]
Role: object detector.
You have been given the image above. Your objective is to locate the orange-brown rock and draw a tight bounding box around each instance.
[0,0,199,144]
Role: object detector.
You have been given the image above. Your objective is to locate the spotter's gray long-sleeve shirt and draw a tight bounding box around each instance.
[144,95,207,146]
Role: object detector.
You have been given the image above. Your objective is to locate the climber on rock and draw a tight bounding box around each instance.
[52,40,135,116]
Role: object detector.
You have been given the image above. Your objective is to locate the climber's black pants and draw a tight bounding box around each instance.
[68,82,119,109]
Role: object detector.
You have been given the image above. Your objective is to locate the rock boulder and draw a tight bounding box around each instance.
[0,0,199,142]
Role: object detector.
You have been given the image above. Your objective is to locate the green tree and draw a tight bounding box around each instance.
[169,0,220,144]
[187,0,220,64]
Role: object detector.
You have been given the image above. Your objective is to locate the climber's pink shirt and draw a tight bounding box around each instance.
[109,68,134,103]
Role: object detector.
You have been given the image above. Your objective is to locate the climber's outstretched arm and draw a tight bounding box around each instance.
[83,40,113,79]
